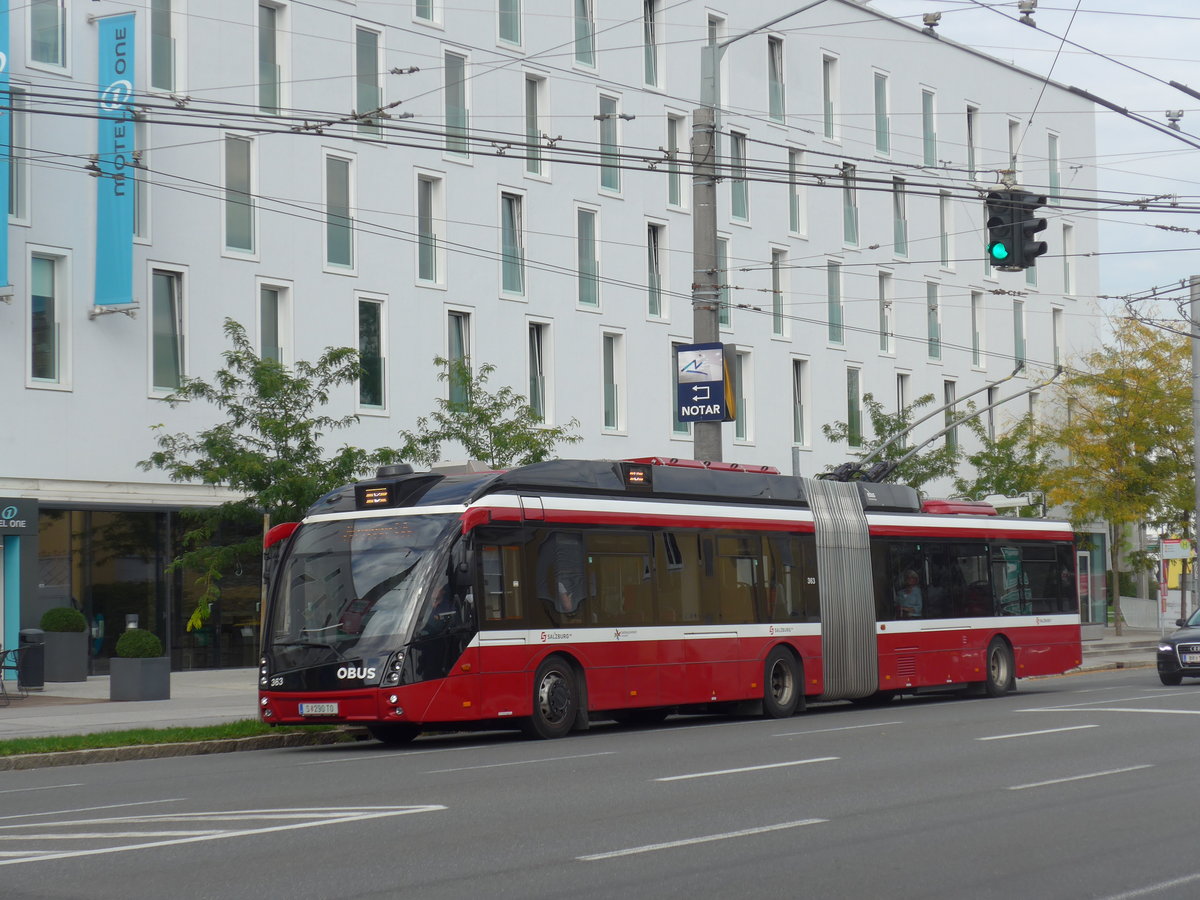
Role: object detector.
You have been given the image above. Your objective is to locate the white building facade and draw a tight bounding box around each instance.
[0,0,1101,667]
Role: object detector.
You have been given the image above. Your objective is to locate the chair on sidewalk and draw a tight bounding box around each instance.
[0,647,29,707]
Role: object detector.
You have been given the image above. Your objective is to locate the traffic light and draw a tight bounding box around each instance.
[984,189,1048,271]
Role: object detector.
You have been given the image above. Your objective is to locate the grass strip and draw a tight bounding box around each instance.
[0,719,342,757]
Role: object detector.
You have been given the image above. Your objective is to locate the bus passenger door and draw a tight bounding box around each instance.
[474,540,534,719]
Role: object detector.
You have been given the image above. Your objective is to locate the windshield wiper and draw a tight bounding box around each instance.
[274,638,345,658]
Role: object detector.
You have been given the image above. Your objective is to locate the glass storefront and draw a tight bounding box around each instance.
[36,509,261,672]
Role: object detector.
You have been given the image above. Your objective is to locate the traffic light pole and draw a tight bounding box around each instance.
[691,105,721,462]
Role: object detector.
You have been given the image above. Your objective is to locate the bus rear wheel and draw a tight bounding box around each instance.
[525,655,578,740]
[367,724,421,746]
[984,638,1015,697]
[763,647,801,718]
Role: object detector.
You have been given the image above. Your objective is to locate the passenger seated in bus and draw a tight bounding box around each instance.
[896,570,923,617]
[536,534,587,618]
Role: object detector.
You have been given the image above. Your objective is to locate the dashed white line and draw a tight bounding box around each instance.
[1026,706,1200,716]
[775,722,902,737]
[1009,765,1153,791]
[1097,871,1200,899]
[655,757,838,782]
[578,819,828,861]
[0,784,84,796]
[978,725,1098,741]
[0,800,184,822]
[427,751,615,773]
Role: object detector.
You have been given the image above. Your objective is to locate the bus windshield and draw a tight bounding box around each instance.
[269,513,458,665]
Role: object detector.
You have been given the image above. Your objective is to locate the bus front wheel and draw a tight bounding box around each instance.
[525,655,578,740]
[763,647,801,718]
[984,638,1015,697]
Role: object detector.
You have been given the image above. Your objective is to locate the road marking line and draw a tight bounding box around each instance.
[0,800,184,823]
[1009,765,1153,791]
[0,806,446,868]
[1098,871,1200,899]
[0,785,84,796]
[578,819,828,861]
[775,722,902,737]
[655,758,837,782]
[1026,706,1200,716]
[427,751,615,774]
[297,743,498,766]
[0,831,226,840]
[978,725,1098,741]
[1022,692,1191,710]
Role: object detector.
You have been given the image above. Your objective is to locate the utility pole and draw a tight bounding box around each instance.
[1191,274,1200,618]
[690,1,831,463]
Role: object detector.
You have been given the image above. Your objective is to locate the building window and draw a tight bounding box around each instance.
[647,223,664,318]
[445,52,469,156]
[878,271,893,353]
[1026,260,1037,287]
[717,237,731,327]
[152,270,185,392]
[259,284,289,364]
[771,249,787,336]
[416,174,443,284]
[577,207,599,308]
[415,0,439,25]
[667,115,684,207]
[355,26,382,136]
[892,178,908,257]
[447,310,471,405]
[873,72,889,153]
[8,86,28,221]
[927,282,941,360]
[224,136,255,253]
[324,154,354,269]
[730,131,748,221]
[30,0,67,68]
[1052,307,1064,368]
[575,0,595,66]
[1062,223,1075,295]
[938,191,952,268]
[1048,133,1061,202]
[644,1,661,87]
[792,359,808,445]
[733,350,752,441]
[259,4,281,114]
[598,95,621,193]
[971,291,984,367]
[706,14,727,105]
[822,55,838,139]
[500,191,525,296]
[841,163,858,245]
[896,373,910,447]
[944,381,958,452]
[921,89,936,167]
[788,149,805,235]
[672,341,692,436]
[358,297,385,409]
[827,261,843,345]
[30,254,63,383]
[1013,299,1026,369]
[602,332,624,431]
[846,368,862,448]
[966,105,978,179]
[151,0,177,92]
[525,76,544,176]
[133,120,149,239]
[528,321,548,422]
[767,37,785,123]
[499,0,522,46]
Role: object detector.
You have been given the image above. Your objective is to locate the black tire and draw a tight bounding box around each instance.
[984,638,1015,698]
[1160,671,1183,686]
[762,647,801,718]
[525,655,578,740]
[366,724,421,746]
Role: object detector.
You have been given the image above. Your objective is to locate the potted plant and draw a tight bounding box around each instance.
[109,629,171,701]
[40,607,89,682]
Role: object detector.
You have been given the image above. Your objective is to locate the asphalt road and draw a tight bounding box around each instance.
[2,668,1197,900]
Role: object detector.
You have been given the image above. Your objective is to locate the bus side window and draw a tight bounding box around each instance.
[481,544,524,624]
[533,531,588,623]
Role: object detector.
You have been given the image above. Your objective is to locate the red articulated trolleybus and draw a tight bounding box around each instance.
[257,457,1081,744]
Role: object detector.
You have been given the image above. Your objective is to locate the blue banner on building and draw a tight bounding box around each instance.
[0,1,11,294]
[95,14,136,307]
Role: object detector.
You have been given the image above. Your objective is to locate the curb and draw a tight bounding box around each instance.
[0,729,366,772]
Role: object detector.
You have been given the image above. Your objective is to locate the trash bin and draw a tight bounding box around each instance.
[18,628,44,691]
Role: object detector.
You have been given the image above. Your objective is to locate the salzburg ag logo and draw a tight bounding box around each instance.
[100,80,133,111]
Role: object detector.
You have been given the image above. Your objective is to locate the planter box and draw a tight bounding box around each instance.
[43,632,88,682]
[109,657,171,702]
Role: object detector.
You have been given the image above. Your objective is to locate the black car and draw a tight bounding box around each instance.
[1157,609,1200,685]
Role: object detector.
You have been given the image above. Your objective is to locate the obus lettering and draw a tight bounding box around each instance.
[337,666,377,680]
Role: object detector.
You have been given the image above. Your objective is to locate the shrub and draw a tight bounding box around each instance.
[115,628,164,658]
[40,607,87,633]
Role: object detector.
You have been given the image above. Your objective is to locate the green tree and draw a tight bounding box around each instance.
[398,356,582,468]
[955,413,1054,514]
[822,392,959,490]
[1040,318,1193,633]
[140,319,397,630]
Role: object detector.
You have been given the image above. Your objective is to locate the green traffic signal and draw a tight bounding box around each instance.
[988,241,1010,262]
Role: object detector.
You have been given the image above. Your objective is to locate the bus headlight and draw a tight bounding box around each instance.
[259,656,270,688]
[381,652,405,687]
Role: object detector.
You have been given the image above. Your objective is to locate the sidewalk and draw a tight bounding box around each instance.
[0,626,1165,743]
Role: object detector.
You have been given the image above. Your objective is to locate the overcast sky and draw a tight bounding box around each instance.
[868,1,1199,311]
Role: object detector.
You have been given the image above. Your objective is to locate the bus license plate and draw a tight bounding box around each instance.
[1182,654,1200,665]
[299,702,339,716]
